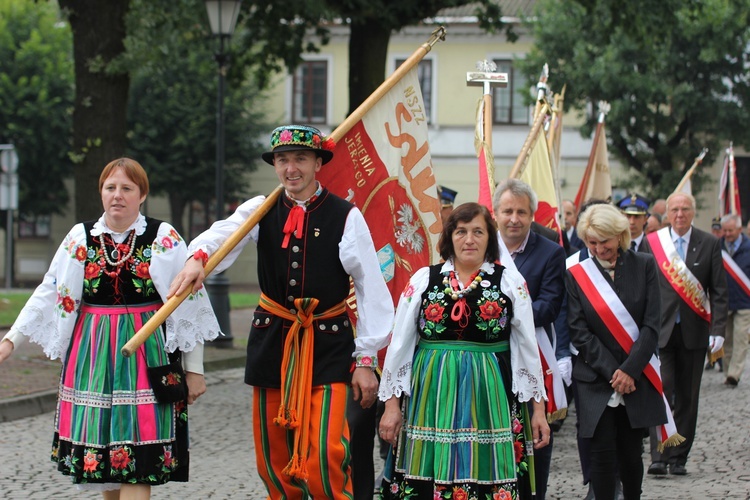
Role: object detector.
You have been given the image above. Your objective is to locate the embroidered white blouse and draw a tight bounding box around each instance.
[188,194,394,362]
[2,214,221,373]
[378,260,546,404]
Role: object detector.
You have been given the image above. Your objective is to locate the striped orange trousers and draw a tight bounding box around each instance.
[253,383,353,499]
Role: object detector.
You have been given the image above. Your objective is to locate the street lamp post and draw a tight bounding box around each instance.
[204,0,243,347]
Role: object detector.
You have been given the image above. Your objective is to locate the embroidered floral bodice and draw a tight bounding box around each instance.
[379,260,546,404]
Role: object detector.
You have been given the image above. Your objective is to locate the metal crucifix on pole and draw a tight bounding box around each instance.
[466,60,508,206]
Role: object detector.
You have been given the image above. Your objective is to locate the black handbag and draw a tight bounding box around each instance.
[147,352,187,403]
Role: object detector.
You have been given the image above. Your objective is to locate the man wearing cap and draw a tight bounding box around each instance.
[169,125,393,498]
[437,185,458,223]
[711,217,723,238]
[617,193,651,252]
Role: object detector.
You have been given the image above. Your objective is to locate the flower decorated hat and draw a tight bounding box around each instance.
[261,124,335,165]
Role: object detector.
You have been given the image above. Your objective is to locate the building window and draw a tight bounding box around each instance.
[292,60,327,124]
[395,58,433,124]
[492,60,529,125]
[18,214,51,238]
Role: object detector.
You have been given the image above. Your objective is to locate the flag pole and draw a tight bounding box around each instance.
[574,101,609,207]
[331,26,446,142]
[122,27,447,358]
[509,64,551,179]
[508,102,550,179]
[673,148,708,194]
[728,142,737,215]
[467,60,509,208]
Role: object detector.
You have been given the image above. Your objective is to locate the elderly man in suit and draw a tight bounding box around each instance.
[493,178,567,500]
[646,192,728,476]
[719,213,750,387]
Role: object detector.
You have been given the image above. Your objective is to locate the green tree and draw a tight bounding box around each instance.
[58,0,130,221]
[125,0,266,236]
[0,0,73,217]
[520,0,750,201]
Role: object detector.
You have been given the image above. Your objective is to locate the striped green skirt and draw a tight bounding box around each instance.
[383,340,531,499]
[51,302,189,485]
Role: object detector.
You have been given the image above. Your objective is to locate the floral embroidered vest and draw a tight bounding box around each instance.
[419,264,513,343]
[82,218,164,305]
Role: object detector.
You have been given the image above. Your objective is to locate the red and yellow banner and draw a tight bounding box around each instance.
[319,67,442,302]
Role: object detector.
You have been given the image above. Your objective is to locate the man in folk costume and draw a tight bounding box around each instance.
[646,192,727,476]
[616,193,651,252]
[170,125,393,498]
[719,214,750,387]
[493,178,568,500]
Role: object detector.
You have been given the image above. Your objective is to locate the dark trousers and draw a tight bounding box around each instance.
[649,324,706,466]
[590,406,645,500]
[347,395,377,499]
[528,401,553,500]
[571,361,593,485]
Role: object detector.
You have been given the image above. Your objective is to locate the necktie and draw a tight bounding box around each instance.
[630,241,636,251]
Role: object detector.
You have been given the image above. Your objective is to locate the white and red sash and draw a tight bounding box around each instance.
[722,250,750,297]
[646,228,711,323]
[497,234,567,421]
[568,258,684,450]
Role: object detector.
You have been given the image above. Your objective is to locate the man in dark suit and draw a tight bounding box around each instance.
[719,214,750,386]
[616,193,651,252]
[493,179,567,500]
[646,192,728,476]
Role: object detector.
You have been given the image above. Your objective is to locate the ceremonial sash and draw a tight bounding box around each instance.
[497,234,567,421]
[536,324,568,422]
[258,293,347,481]
[646,228,711,322]
[568,259,685,450]
[722,250,750,297]
[566,250,583,269]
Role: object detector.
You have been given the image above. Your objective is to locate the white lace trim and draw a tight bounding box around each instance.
[163,307,222,353]
[90,213,147,238]
[513,368,546,403]
[12,304,68,359]
[378,364,412,401]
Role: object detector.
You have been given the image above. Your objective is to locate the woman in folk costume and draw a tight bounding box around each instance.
[378,202,549,499]
[0,158,220,499]
[565,204,670,500]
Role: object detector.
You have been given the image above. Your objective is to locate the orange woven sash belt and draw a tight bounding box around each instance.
[258,293,347,480]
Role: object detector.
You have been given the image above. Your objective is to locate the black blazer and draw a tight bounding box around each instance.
[646,227,728,349]
[566,250,667,438]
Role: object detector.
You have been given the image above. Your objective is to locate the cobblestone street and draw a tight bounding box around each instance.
[1,362,749,499]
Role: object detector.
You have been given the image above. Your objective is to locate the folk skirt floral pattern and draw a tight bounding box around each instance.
[381,340,531,499]
[51,303,189,485]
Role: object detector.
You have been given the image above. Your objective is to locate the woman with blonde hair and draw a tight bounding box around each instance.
[565,203,667,500]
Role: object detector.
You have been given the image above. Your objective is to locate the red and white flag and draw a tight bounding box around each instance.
[719,143,741,216]
[318,67,442,303]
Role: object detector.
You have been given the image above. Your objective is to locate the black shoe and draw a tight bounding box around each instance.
[584,483,595,500]
[725,376,739,386]
[648,462,668,475]
[669,463,687,475]
[704,361,714,371]
[615,479,624,500]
